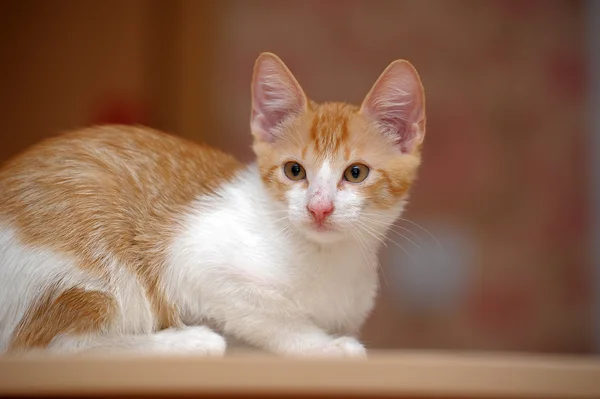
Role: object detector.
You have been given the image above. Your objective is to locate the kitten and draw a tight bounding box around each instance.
[0,53,425,357]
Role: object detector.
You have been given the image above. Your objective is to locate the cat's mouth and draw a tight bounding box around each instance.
[313,223,334,233]
[307,218,344,235]
[292,214,344,241]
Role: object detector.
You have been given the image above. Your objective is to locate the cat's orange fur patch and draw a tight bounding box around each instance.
[309,103,351,155]
[7,286,116,352]
[0,125,243,349]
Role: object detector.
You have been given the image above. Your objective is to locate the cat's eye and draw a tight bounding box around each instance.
[344,164,369,183]
[284,162,306,181]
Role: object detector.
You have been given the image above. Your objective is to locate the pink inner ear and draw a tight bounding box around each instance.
[376,105,421,152]
[376,105,412,142]
[251,108,291,143]
[361,62,424,153]
[364,95,421,153]
[399,122,421,153]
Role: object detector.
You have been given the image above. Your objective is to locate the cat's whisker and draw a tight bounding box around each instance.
[360,212,443,251]
[274,220,294,237]
[359,214,423,243]
[355,220,388,248]
[376,256,389,291]
[358,216,422,249]
[384,228,424,249]
[350,226,388,290]
[360,212,419,234]
[356,220,416,263]
[273,226,290,241]
[395,217,444,252]
[358,220,421,249]
[262,209,289,215]
[348,228,365,259]
[279,225,293,239]
[271,215,290,224]
[350,227,372,267]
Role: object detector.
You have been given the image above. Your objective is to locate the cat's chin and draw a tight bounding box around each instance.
[298,225,346,245]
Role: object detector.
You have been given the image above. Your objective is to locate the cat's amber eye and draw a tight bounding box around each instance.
[344,164,369,183]
[284,162,306,181]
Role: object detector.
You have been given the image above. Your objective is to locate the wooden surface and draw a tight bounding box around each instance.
[1,351,600,398]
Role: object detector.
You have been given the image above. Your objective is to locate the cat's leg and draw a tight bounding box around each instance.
[48,326,226,356]
[8,286,225,356]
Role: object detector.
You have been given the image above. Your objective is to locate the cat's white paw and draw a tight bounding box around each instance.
[317,336,367,358]
[153,326,226,356]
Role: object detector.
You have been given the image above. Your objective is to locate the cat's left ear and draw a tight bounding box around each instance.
[360,60,426,153]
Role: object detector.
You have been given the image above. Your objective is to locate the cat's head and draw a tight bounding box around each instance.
[251,53,426,244]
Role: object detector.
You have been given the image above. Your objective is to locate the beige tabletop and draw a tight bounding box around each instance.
[1,350,600,398]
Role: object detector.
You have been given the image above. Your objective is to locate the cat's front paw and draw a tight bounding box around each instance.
[154,326,226,356]
[319,336,367,358]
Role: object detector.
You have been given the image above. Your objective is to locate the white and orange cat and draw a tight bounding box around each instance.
[0,53,425,357]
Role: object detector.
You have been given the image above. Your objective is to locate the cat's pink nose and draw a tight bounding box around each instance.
[308,202,334,224]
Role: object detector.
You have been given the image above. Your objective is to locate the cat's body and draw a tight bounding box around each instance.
[0,53,425,356]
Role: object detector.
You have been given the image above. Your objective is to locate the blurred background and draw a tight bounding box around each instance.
[0,0,596,354]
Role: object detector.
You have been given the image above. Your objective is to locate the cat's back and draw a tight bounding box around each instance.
[0,125,242,215]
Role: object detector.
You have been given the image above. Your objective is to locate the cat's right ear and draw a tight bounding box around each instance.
[251,52,308,143]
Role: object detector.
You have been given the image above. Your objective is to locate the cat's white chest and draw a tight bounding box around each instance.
[289,245,378,333]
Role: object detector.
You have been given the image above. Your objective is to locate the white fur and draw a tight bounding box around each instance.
[48,326,226,356]
[0,162,404,357]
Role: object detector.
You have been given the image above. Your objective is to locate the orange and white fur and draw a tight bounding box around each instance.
[0,53,425,357]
